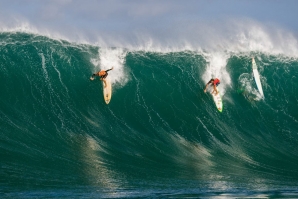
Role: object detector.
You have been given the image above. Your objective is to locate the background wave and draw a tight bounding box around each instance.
[1,32,298,198]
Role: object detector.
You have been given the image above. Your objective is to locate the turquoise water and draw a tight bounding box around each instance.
[1,32,298,198]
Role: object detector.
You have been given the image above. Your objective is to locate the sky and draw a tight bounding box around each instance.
[0,0,298,51]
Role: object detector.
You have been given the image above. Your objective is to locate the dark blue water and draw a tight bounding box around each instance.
[1,32,298,198]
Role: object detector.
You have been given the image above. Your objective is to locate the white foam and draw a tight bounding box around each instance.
[238,73,262,101]
[202,52,231,95]
[0,20,72,43]
[229,20,298,56]
[91,48,128,87]
[1,17,298,57]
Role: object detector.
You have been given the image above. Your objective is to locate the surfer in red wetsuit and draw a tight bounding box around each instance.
[204,78,220,95]
[90,67,113,87]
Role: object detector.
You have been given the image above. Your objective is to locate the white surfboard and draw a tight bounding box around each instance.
[252,57,264,98]
[211,88,223,112]
[103,77,112,104]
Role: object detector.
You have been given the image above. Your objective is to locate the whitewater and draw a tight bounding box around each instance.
[1,20,298,198]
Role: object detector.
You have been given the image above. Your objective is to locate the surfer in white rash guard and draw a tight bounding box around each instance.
[90,67,113,87]
[204,78,220,95]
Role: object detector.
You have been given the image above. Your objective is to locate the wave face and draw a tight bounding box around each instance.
[1,32,298,198]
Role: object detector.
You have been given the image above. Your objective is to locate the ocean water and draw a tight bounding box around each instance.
[1,32,298,198]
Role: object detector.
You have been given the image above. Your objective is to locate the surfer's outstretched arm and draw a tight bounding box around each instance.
[204,82,210,93]
[90,73,96,80]
[90,71,100,80]
[105,67,114,73]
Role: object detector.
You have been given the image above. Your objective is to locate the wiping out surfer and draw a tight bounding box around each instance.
[90,67,114,88]
[204,78,220,95]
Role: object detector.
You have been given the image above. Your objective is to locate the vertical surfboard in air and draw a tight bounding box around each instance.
[252,58,264,98]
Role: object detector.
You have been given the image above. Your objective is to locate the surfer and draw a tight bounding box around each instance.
[90,67,113,87]
[204,78,220,95]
